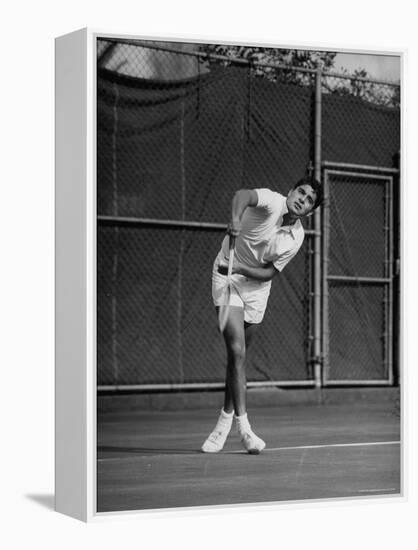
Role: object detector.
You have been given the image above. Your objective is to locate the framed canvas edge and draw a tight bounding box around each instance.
[55,27,97,523]
[91,26,406,59]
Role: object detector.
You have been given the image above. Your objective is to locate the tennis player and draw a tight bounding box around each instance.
[201,176,323,454]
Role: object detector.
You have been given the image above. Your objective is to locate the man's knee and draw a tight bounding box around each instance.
[227,339,246,364]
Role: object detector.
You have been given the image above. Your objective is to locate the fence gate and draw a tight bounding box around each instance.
[322,164,395,385]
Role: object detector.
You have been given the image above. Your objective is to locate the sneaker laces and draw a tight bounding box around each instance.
[207,431,220,442]
[208,422,231,442]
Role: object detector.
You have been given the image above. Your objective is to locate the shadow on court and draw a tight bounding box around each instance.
[97,400,400,513]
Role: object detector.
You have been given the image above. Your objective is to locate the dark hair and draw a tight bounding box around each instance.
[293,176,323,209]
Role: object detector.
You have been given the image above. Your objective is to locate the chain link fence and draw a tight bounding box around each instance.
[322,74,400,167]
[96,38,400,389]
[322,170,395,383]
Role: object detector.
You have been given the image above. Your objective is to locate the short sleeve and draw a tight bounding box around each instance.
[271,227,305,272]
[255,188,284,213]
[272,248,299,272]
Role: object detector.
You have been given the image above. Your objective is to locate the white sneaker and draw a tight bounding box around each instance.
[201,428,230,453]
[201,411,233,453]
[240,429,266,454]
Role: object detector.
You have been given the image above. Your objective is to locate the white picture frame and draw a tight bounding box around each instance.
[55,28,404,522]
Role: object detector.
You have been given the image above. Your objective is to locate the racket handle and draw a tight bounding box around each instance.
[227,235,235,279]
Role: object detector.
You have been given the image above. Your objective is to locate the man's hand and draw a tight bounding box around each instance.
[227,218,242,238]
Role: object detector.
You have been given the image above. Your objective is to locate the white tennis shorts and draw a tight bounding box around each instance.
[212,255,272,324]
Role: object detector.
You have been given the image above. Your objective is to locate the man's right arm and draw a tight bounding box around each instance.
[229,189,258,236]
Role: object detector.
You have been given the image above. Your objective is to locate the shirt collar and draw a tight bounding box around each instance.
[282,197,289,215]
[280,198,300,238]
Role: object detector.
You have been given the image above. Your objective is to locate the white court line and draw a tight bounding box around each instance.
[229,440,401,454]
[357,488,398,493]
[98,440,400,462]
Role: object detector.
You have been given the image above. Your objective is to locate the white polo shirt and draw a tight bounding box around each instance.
[220,188,305,272]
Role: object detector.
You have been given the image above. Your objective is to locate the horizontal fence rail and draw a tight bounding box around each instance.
[322,161,399,175]
[98,215,318,236]
[327,275,392,284]
[98,380,317,392]
[102,37,401,86]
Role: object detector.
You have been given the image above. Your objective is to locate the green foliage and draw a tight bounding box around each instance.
[322,68,400,108]
[201,44,336,85]
[201,44,400,108]
[202,44,336,70]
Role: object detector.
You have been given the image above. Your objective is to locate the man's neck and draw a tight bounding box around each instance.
[282,212,298,226]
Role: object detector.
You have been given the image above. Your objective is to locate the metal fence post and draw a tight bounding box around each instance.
[322,171,330,385]
[111,82,120,385]
[313,65,323,387]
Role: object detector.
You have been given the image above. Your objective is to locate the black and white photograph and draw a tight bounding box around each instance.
[4,0,418,543]
[95,36,401,513]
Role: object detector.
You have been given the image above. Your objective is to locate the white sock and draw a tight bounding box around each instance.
[220,408,234,419]
[216,408,233,430]
[235,412,251,434]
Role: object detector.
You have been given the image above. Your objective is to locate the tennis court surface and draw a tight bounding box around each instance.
[97,393,400,513]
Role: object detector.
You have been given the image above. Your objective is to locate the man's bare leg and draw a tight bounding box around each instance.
[223,319,258,414]
[202,309,265,453]
[222,306,247,415]
[201,306,244,453]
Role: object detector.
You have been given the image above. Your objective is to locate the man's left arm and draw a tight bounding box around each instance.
[218,262,278,282]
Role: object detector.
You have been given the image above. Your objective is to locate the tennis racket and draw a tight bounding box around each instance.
[218,235,236,333]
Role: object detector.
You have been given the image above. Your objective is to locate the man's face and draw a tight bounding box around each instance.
[287,184,317,218]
